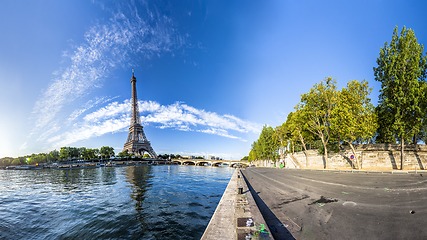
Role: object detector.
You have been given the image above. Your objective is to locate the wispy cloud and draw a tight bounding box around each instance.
[67,96,118,124]
[28,2,186,146]
[49,100,262,149]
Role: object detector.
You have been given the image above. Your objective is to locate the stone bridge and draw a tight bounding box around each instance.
[170,159,248,167]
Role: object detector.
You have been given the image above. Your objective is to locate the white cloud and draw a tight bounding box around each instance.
[48,100,262,148]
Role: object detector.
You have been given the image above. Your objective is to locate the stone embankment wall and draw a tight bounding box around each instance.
[254,144,427,170]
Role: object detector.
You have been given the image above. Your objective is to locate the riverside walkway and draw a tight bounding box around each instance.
[242,167,427,240]
[202,169,273,240]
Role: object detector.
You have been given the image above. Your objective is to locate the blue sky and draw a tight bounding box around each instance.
[1,0,426,159]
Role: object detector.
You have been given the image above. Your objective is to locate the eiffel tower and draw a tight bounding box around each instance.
[123,69,157,158]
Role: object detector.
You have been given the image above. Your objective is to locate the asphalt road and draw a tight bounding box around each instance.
[241,167,427,240]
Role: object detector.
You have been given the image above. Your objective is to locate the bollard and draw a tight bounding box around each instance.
[238,187,243,194]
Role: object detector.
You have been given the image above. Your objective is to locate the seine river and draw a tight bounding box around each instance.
[0,165,234,239]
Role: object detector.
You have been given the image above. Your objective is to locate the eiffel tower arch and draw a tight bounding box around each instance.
[123,70,157,158]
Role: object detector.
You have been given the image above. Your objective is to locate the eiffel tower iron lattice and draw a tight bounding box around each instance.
[123,70,157,158]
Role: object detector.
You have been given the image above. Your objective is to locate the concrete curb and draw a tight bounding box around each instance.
[201,169,273,240]
[285,167,427,174]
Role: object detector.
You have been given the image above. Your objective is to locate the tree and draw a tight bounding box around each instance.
[288,109,313,168]
[60,147,69,160]
[2,158,11,166]
[79,147,88,160]
[11,159,21,165]
[48,150,60,162]
[332,79,378,169]
[273,122,290,161]
[241,156,249,161]
[69,147,79,159]
[143,153,150,158]
[100,146,115,160]
[16,157,27,165]
[118,151,130,159]
[93,149,100,159]
[374,105,395,143]
[256,125,279,161]
[374,26,427,169]
[248,149,256,162]
[298,77,338,168]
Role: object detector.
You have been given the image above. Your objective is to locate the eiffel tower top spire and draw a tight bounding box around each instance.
[130,68,140,126]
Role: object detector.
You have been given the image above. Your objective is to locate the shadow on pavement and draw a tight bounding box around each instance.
[241,171,296,240]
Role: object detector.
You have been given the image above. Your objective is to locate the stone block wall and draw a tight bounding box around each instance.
[254,144,427,170]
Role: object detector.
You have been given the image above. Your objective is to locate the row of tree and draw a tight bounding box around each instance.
[249,26,427,170]
[0,146,116,166]
[0,149,209,166]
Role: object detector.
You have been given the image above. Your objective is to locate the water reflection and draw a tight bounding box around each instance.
[0,165,233,239]
[124,165,153,231]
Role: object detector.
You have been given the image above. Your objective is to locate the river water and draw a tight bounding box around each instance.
[0,165,234,239]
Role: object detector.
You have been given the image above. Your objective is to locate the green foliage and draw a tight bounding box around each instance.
[79,147,88,160]
[16,157,27,165]
[241,156,249,161]
[48,150,60,162]
[60,147,69,160]
[374,26,427,143]
[248,149,255,161]
[331,79,377,168]
[0,157,13,166]
[142,153,150,158]
[100,146,115,159]
[27,154,48,165]
[250,125,279,160]
[375,105,395,143]
[118,151,130,158]
[273,122,290,157]
[2,158,11,166]
[11,159,21,165]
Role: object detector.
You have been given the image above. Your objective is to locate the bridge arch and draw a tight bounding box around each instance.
[196,161,210,166]
[183,161,196,165]
[230,162,248,168]
[212,162,230,167]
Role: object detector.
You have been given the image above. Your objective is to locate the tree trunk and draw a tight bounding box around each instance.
[321,138,327,169]
[413,133,417,145]
[292,140,295,154]
[299,133,308,168]
[348,142,359,169]
[401,135,404,170]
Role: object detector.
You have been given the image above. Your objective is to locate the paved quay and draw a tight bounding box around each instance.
[241,167,427,240]
[201,169,273,240]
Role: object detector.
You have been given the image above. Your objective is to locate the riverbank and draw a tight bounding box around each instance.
[202,168,273,240]
[0,159,176,170]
